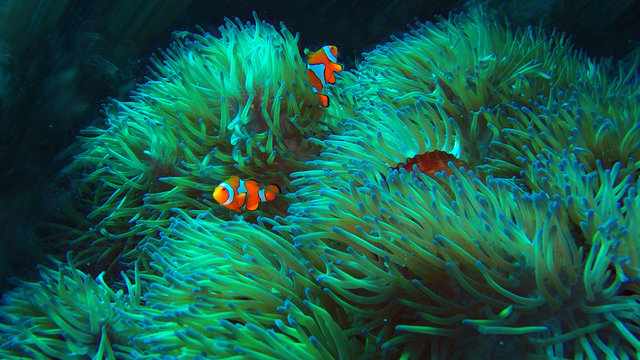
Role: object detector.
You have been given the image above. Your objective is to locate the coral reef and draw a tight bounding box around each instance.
[2,7,640,360]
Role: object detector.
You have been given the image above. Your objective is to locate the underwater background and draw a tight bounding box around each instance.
[1,0,640,358]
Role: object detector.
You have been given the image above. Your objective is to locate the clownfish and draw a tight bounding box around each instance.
[305,45,343,107]
[392,150,470,178]
[213,176,280,212]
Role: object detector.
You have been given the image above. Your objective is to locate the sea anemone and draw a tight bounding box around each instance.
[3,6,640,360]
[56,12,334,274]
[288,8,640,358]
[116,210,361,358]
[0,257,140,359]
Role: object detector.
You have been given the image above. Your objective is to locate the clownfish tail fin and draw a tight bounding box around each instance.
[268,184,281,194]
[317,93,329,107]
[261,184,280,202]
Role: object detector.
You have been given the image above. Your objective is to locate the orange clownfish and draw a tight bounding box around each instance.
[393,150,469,178]
[213,176,280,212]
[305,45,343,107]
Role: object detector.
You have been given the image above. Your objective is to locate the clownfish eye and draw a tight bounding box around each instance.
[213,185,230,204]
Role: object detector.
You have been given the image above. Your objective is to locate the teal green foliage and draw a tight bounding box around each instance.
[2,8,640,360]
[126,210,359,359]
[50,12,332,274]
[0,258,139,359]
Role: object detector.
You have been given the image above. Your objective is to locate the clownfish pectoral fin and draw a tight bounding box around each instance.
[236,192,247,209]
[325,72,336,84]
[316,93,329,107]
[324,62,343,84]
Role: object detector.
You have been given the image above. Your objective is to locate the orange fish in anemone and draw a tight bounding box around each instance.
[392,150,470,178]
[213,176,280,212]
[305,45,343,107]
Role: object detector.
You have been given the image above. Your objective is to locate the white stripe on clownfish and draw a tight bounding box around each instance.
[258,189,268,202]
[322,45,338,63]
[219,182,235,205]
[237,179,247,196]
[307,63,326,87]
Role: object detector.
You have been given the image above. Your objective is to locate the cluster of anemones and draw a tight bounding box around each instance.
[2,8,640,360]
